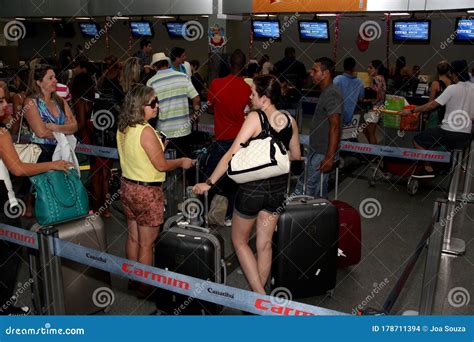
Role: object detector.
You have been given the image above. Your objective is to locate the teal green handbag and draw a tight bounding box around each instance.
[30,170,89,225]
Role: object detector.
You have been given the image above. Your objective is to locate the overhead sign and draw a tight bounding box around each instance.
[252,0,367,13]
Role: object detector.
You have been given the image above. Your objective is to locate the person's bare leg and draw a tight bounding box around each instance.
[137,225,160,266]
[231,214,266,294]
[255,211,279,289]
[364,123,378,145]
[126,220,139,261]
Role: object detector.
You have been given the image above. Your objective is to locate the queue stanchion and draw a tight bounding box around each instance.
[418,200,448,315]
[37,227,65,315]
[460,140,473,202]
[442,150,466,256]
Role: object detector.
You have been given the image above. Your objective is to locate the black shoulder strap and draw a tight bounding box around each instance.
[438,79,447,91]
[256,109,271,136]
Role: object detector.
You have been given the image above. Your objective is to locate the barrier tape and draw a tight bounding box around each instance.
[0,223,39,249]
[0,224,347,316]
[19,132,452,164]
[53,238,347,316]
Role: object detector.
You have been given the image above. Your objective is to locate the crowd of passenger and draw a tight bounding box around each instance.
[0,38,473,314]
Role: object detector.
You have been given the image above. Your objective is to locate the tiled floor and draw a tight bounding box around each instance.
[13,160,473,316]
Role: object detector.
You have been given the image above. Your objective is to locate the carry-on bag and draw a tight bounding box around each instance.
[155,170,226,315]
[271,157,339,298]
[320,169,362,268]
[29,215,111,315]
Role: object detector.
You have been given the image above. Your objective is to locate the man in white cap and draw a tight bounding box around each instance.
[146,52,200,158]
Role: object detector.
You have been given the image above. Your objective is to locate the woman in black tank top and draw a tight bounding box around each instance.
[193,75,301,296]
[0,87,72,315]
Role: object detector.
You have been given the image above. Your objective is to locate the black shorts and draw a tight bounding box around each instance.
[414,127,471,151]
[234,175,287,219]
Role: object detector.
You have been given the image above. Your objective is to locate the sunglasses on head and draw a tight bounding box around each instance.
[145,97,159,109]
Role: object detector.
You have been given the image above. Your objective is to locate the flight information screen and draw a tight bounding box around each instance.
[455,19,474,41]
[393,21,430,42]
[252,20,281,39]
[299,21,329,41]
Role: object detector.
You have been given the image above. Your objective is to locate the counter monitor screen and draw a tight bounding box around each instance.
[79,22,100,38]
[130,21,154,38]
[165,22,186,39]
[393,20,430,42]
[298,21,329,41]
[455,18,474,42]
[252,20,281,40]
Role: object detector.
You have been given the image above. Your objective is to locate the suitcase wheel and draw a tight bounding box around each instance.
[407,177,419,196]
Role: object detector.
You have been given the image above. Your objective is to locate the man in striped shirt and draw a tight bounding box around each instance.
[147,52,200,158]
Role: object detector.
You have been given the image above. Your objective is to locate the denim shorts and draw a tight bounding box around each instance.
[233,174,287,219]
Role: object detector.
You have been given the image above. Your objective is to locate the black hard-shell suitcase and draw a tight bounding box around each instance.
[29,215,112,315]
[271,157,339,298]
[154,190,226,315]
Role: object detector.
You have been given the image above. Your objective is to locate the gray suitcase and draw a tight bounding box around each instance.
[29,215,111,315]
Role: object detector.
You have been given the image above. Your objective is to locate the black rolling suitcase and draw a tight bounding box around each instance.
[271,157,339,298]
[154,189,226,315]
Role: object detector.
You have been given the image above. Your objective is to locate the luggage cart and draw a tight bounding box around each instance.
[368,108,425,195]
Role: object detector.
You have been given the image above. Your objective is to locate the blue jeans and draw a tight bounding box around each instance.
[295,152,330,198]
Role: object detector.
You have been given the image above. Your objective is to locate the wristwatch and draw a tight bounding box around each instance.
[205,178,214,187]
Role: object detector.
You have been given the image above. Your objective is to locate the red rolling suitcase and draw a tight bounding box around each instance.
[322,168,362,268]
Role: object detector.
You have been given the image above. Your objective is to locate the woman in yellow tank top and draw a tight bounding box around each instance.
[117,85,194,298]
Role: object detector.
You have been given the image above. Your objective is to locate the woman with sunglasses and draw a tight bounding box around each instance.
[117,85,194,298]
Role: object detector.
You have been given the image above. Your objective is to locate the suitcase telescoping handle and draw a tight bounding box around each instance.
[184,186,209,229]
[287,156,308,197]
[181,159,210,228]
